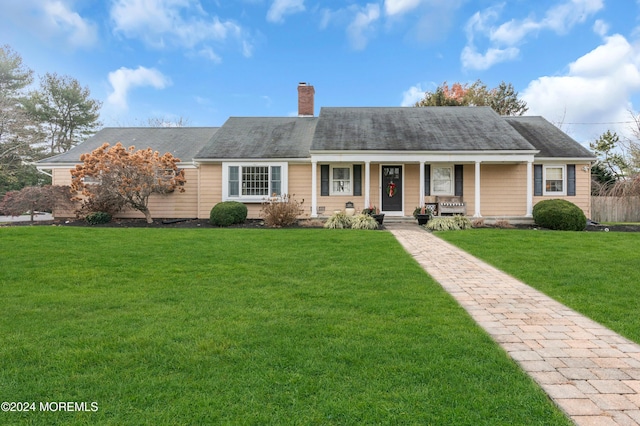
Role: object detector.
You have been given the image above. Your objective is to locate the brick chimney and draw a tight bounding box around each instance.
[297,82,315,117]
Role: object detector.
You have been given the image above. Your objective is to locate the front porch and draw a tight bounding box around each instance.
[309,158,537,220]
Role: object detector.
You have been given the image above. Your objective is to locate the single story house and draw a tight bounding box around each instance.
[37,83,596,221]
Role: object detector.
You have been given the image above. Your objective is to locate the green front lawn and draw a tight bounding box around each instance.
[0,227,569,425]
[437,229,640,343]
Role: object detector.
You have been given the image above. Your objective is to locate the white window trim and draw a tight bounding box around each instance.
[431,164,454,196]
[222,162,288,202]
[543,164,566,196]
[329,164,353,196]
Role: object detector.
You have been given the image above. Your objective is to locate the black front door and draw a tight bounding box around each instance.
[382,165,402,212]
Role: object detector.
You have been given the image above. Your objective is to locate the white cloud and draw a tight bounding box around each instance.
[346,3,381,50]
[110,0,252,59]
[460,45,519,71]
[43,1,98,48]
[266,0,305,24]
[401,84,426,106]
[384,0,421,17]
[593,19,609,37]
[522,34,640,143]
[107,66,171,110]
[462,0,604,70]
[0,0,98,49]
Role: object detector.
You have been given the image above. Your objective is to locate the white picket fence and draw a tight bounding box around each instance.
[591,196,640,223]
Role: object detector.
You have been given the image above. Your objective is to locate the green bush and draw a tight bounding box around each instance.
[425,215,472,231]
[85,211,112,225]
[533,199,586,231]
[350,213,379,230]
[323,212,353,229]
[209,201,248,227]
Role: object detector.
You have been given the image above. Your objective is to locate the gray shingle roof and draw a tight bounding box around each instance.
[504,116,595,159]
[311,106,537,151]
[195,117,317,159]
[37,127,219,164]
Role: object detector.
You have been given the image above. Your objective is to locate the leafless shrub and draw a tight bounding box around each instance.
[471,218,485,228]
[261,194,304,227]
[493,219,514,229]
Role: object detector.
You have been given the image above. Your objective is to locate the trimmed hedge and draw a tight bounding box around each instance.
[209,201,248,227]
[533,199,586,231]
[85,211,112,225]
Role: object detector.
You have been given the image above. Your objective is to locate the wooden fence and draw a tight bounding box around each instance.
[591,196,640,223]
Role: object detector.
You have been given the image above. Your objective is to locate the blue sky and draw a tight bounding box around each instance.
[1,0,639,145]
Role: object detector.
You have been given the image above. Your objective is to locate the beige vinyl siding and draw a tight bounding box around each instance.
[288,164,312,218]
[114,168,199,219]
[198,164,222,218]
[403,164,420,214]
[533,162,591,218]
[52,168,73,186]
[51,168,76,217]
[476,164,528,216]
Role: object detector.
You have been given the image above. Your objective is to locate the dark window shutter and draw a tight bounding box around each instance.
[567,164,576,196]
[424,164,431,196]
[321,165,329,196]
[353,164,362,196]
[534,165,543,196]
[454,165,463,197]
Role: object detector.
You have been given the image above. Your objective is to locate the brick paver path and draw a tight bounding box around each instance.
[387,223,640,426]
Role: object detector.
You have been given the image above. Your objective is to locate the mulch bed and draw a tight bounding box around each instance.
[1,218,326,229]
[3,218,639,232]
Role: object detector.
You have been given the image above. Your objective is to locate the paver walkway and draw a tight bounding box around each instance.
[386,223,640,426]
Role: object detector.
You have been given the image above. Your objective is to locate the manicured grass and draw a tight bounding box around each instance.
[0,228,570,425]
[437,229,640,343]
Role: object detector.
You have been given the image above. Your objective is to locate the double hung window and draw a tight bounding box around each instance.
[331,167,351,195]
[544,165,565,195]
[432,166,453,195]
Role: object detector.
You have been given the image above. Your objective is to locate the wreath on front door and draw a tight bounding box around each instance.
[386,181,397,198]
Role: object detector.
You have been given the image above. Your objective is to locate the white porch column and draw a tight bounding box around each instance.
[474,161,482,218]
[419,161,425,208]
[526,161,533,217]
[311,161,318,217]
[364,161,371,208]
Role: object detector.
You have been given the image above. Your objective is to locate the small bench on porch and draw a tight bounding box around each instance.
[437,196,466,216]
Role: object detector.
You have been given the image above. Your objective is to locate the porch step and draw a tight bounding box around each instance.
[382,216,418,224]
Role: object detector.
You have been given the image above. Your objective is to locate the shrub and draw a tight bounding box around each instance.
[493,219,513,229]
[0,185,73,222]
[350,213,379,230]
[472,218,485,228]
[75,187,125,218]
[425,215,472,231]
[533,199,586,231]
[261,194,304,227]
[323,212,353,229]
[210,201,248,227]
[85,211,112,225]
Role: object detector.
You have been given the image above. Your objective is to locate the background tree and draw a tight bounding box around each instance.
[0,185,73,222]
[0,45,46,195]
[22,73,102,155]
[71,143,186,223]
[415,80,528,116]
[590,131,630,182]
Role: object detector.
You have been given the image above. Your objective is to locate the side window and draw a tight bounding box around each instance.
[544,165,565,195]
